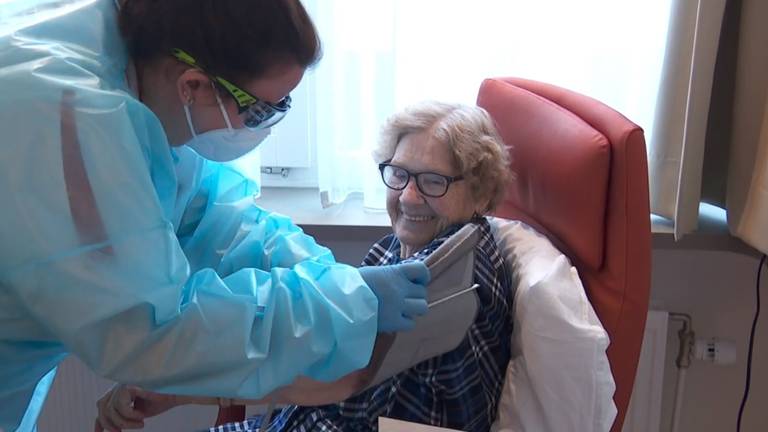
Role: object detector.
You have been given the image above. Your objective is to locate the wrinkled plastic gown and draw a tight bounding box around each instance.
[0,1,377,430]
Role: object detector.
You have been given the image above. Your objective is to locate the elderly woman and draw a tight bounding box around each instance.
[96,101,513,432]
[230,101,514,432]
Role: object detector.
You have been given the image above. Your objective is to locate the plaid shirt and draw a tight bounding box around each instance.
[209,218,512,432]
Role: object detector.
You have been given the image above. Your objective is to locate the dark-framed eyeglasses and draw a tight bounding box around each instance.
[378,162,465,198]
[171,48,292,130]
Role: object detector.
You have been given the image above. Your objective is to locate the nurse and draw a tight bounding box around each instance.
[0,1,429,431]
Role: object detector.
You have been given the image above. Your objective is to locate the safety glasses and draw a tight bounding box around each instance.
[171,48,291,130]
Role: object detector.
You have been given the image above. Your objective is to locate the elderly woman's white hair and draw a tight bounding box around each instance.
[373,101,512,213]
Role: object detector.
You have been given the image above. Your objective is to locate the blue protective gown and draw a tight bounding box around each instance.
[0,1,378,430]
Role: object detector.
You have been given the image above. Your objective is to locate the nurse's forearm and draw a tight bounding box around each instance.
[173,333,395,407]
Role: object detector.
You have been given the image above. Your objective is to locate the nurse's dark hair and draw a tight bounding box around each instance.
[119,0,321,81]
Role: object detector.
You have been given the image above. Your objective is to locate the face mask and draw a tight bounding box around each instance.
[183,92,270,162]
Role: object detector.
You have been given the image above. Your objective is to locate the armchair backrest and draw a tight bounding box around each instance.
[477,77,652,432]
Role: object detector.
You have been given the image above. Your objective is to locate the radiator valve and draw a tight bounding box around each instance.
[693,337,737,365]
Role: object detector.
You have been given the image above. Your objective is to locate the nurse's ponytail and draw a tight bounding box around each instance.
[119,0,321,81]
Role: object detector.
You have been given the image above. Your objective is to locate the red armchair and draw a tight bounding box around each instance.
[477,77,652,432]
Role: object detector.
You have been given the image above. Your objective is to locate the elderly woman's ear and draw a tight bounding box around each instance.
[466,164,501,217]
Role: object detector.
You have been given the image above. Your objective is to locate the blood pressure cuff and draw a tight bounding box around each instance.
[366,224,481,387]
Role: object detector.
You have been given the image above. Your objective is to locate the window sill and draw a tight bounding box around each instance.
[256,188,758,256]
[255,187,390,227]
[651,203,758,256]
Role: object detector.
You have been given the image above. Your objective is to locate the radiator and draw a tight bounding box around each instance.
[36,358,220,432]
[622,310,670,432]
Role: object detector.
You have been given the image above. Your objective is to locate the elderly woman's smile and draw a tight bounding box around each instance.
[400,213,433,222]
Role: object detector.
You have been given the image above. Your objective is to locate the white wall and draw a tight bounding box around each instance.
[37,226,768,432]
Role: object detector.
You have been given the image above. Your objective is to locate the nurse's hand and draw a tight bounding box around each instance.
[359,261,431,333]
[94,384,179,431]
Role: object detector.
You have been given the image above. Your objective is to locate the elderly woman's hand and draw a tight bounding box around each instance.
[94,384,180,431]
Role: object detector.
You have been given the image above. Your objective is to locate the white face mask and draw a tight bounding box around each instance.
[183,92,270,162]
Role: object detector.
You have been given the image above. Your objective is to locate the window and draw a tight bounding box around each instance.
[262,1,676,212]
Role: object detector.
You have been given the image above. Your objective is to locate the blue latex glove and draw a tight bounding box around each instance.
[359,261,431,333]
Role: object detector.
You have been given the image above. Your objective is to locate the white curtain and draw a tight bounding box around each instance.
[726,0,768,255]
[731,101,768,254]
[298,0,768,253]
[650,0,768,253]
[303,0,674,210]
[648,0,727,239]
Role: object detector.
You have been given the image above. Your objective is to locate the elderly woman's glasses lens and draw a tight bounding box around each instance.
[171,48,291,130]
[378,163,464,198]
